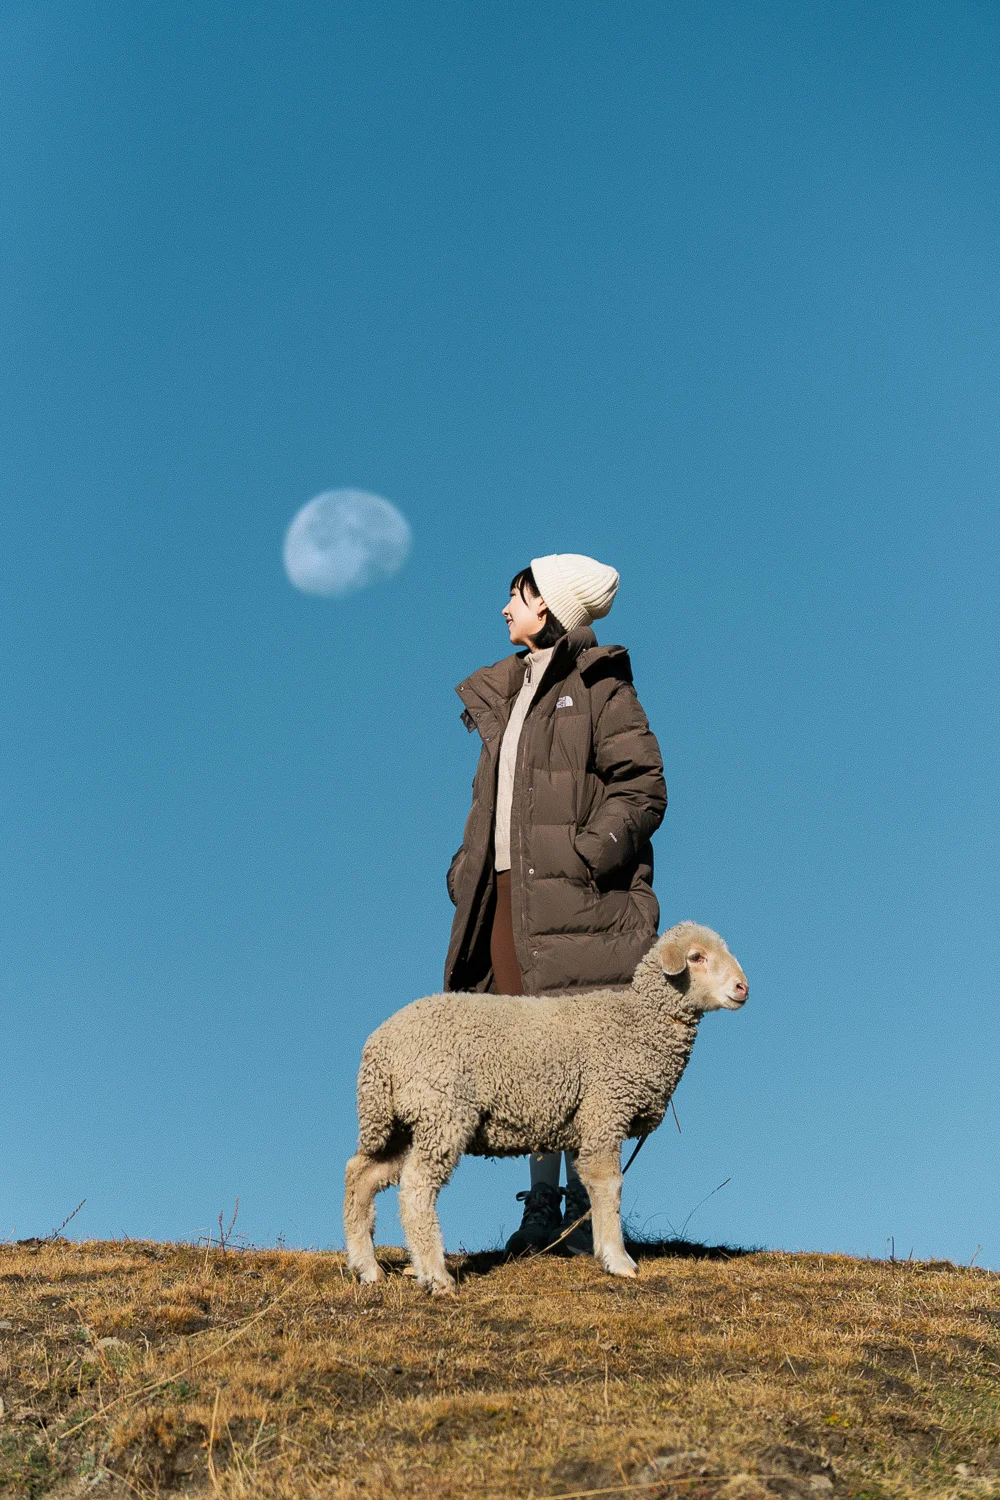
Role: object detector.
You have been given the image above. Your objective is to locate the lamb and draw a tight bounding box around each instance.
[343,921,748,1293]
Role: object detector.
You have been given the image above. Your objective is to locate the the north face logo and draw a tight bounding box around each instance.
[556,695,574,709]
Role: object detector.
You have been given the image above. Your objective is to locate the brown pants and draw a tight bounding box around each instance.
[490,870,524,995]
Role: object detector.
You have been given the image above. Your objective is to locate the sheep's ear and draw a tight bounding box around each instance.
[659,940,688,976]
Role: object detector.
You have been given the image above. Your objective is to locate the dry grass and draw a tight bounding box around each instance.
[1,1236,998,1498]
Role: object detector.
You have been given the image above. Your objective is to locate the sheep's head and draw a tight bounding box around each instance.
[655,922,748,1012]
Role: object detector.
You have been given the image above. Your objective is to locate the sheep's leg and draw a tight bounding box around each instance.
[398,1124,473,1295]
[575,1146,637,1279]
[344,1149,407,1283]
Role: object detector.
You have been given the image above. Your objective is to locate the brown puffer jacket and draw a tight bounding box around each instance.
[444,627,666,996]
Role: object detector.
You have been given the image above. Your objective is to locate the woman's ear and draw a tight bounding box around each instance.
[659,940,688,976]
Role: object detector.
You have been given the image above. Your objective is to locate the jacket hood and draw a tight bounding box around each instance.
[455,628,633,740]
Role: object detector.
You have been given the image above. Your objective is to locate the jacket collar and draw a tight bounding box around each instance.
[455,628,631,742]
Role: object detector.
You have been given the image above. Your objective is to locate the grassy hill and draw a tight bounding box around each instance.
[1,1236,998,1498]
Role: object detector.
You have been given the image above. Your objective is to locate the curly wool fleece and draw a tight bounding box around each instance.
[359,950,697,1163]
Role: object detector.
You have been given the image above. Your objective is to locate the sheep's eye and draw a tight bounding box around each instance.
[688,951,706,964]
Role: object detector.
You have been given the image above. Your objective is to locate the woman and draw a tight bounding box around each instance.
[444,552,666,1256]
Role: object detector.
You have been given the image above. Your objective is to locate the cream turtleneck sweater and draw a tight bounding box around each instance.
[494,646,554,873]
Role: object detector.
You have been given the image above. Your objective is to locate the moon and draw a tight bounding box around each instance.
[283,490,413,598]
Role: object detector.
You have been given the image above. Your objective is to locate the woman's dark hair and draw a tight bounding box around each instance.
[510,567,567,650]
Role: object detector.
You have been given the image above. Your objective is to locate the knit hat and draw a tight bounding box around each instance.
[530,553,620,632]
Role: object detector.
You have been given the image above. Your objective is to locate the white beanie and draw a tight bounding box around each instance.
[530,553,620,632]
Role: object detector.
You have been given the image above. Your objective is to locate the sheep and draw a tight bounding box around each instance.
[343,921,748,1293]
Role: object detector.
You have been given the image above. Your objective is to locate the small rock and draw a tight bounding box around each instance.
[809,1478,835,1494]
[955,1465,973,1479]
[0,1320,12,1331]
[95,1337,124,1349]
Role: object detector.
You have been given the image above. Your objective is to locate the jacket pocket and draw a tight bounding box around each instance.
[570,827,603,894]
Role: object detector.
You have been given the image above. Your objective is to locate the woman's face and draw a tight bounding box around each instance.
[502,585,548,649]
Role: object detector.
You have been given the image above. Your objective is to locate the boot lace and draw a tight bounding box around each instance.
[562,1181,590,1221]
[515,1186,560,1228]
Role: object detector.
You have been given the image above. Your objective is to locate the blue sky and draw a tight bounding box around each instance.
[2,1,997,1265]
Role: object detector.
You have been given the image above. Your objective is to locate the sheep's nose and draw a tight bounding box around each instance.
[733,979,748,999]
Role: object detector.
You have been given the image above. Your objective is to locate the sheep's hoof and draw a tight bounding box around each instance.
[356,1264,384,1284]
[419,1272,457,1295]
[602,1254,639,1278]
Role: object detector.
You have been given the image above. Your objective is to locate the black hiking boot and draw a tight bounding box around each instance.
[560,1179,594,1256]
[503,1183,563,1257]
